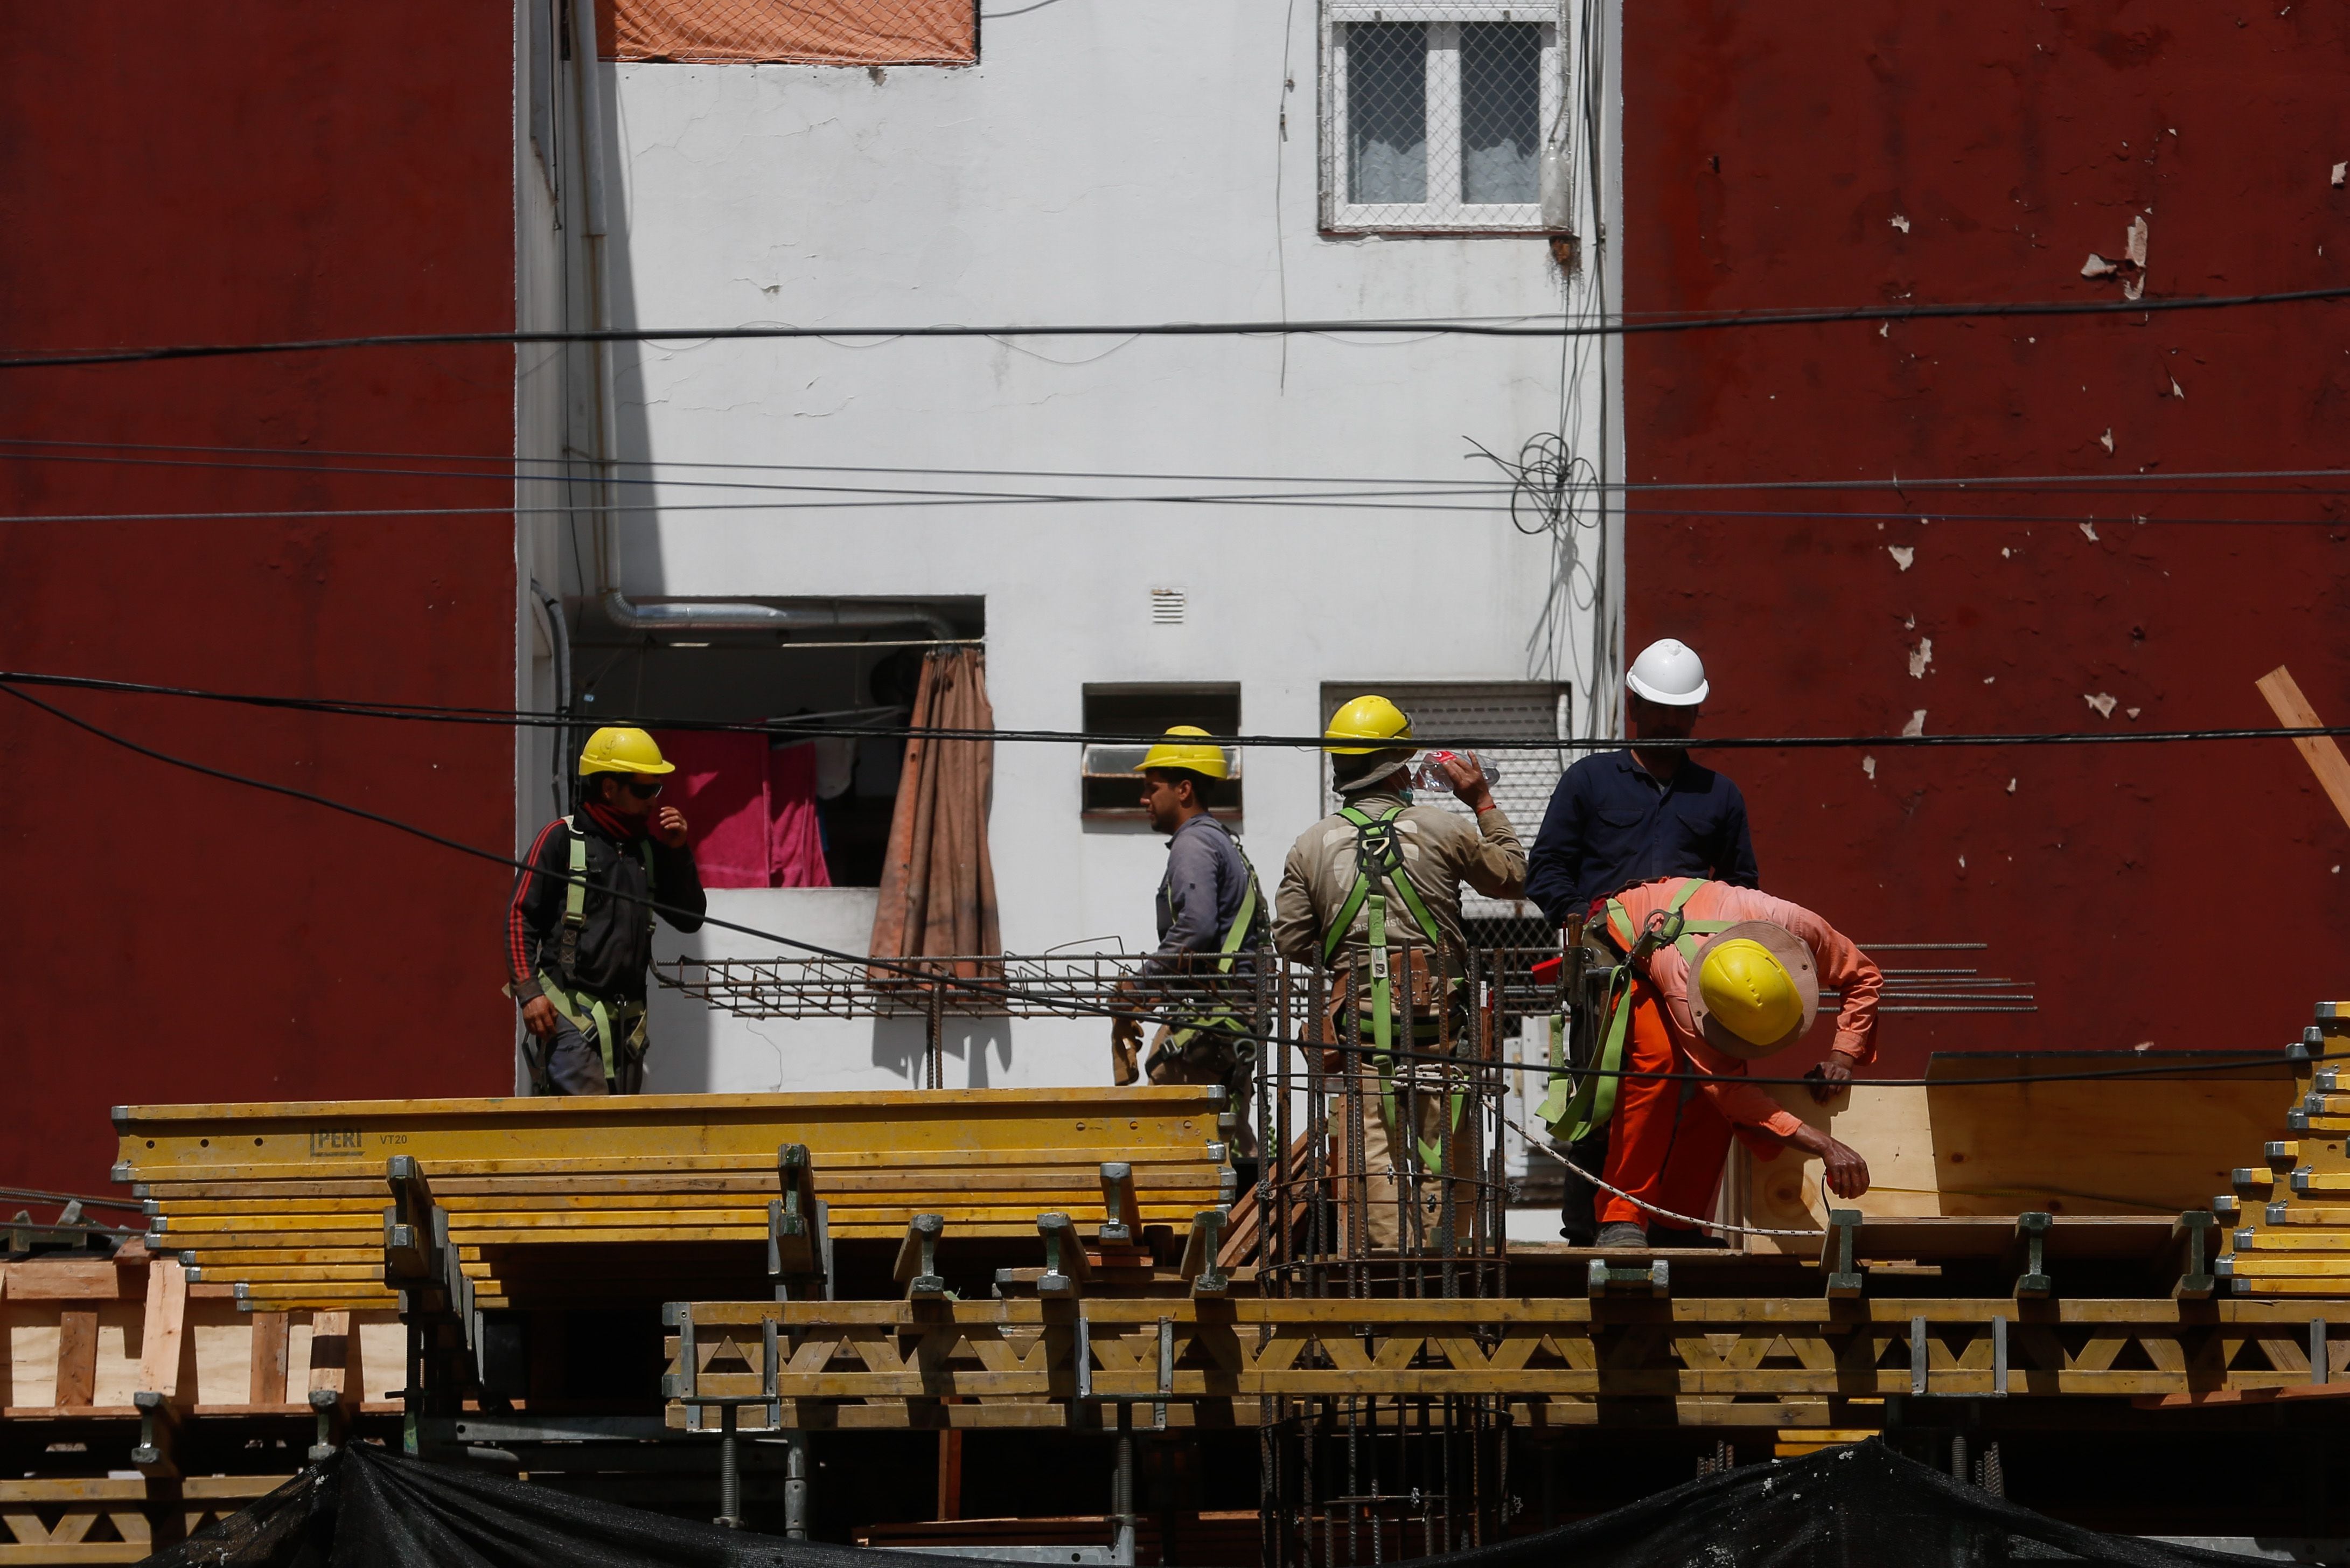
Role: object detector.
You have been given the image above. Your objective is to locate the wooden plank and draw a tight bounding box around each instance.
[2258,665,2350,833]
[136,1261,188,1397]
[2,1263,136,1302]
[307,1312,352,1398]
[54,1311,99,1408]
[1751,1054,2284,1238]
[249,1313,290,1405]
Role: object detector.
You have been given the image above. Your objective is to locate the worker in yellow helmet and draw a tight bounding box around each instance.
[1271,695,1528,1249]
[507,727,706,1095]
[1537,876,1880,1248]
[1112,730,1267,1150]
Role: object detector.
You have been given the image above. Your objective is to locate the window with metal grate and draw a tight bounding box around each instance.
[1321,3,1571,235]
[1319,681,1568,943]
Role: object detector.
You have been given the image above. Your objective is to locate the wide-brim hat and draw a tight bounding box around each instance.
[1684,919,1819,1059]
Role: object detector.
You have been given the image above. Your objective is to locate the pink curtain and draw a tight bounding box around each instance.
[652,729,770,889]
[653,729,832,890]
[768,743,832,889]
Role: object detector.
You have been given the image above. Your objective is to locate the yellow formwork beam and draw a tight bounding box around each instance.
[114,1088,1224,1181]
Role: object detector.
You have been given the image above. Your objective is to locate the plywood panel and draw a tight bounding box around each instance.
[1742,1054,2288,1246]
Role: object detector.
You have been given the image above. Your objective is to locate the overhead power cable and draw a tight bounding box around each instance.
[4,282,2348,372]
[0,677,2296,1092]
[4,435,2347,500]
[1,668,2344,755]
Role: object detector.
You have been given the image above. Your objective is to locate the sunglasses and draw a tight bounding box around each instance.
[622,778,664,800]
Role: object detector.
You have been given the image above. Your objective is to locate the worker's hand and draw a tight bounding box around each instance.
[1806,1058,1854,1104]
[1786,1122,1870,1197]
[520,995,561,1039]
[651,805,689,847]
[1433,751,1497,812]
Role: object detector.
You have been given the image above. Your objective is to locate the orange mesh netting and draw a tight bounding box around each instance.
[598,0,977,65]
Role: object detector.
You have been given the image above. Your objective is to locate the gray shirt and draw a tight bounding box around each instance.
[1143,814,1260,974]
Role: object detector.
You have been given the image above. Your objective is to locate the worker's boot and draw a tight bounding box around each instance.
[1593,1220,1649,1249]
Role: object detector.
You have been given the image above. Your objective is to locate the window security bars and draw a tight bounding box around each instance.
[1322,3,1569,234]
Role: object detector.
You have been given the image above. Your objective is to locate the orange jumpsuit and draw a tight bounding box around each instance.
[1594,879,1881,1227]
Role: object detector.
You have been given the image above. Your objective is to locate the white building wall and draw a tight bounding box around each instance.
[538,0,1621,1096]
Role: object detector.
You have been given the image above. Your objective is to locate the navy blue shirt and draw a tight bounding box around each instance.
[1523,751,1759,922]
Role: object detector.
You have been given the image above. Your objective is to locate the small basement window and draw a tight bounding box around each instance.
[1080,685,1244,822]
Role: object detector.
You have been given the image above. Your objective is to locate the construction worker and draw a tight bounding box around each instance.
[1525,637,1758,922]
[508,727,707,1095]
[1539,877,1878,1248]
[1526,636,1759,1242]
[1111,728,1267,1152]
[1272,695,1526,1248]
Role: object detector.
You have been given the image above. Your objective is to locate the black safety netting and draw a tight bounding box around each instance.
[146,1437,2253,1568]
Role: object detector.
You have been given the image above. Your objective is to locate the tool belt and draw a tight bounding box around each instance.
[533,972,650,1088]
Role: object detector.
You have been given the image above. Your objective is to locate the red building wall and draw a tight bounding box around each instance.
[0,4,518,1193]
[1622,4,2350,1076]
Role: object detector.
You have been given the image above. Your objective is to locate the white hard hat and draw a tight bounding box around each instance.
[1626,638,1709,706]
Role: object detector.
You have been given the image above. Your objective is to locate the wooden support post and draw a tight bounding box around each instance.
[250,1312,291,1405]
[936,1429,964,1521]
[1179,1210,1230,1298]
[309,1311,354,1403]
[896,1214,947,1300]
[1035,1212,1091,1298]
[1099,1163,1139,1245]
[137,1258,189,1398]
[55,1308,98,1408]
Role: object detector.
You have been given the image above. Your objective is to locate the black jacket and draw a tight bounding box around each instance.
[508,808,706,1004]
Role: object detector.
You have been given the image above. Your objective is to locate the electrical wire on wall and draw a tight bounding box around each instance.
[1465,0,1619,761]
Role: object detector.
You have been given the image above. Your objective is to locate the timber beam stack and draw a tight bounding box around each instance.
[2215,1002,2350,1300]
[112,1088,1235,1315]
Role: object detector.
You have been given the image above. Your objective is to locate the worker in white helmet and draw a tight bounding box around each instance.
[1524,638,1762,1241]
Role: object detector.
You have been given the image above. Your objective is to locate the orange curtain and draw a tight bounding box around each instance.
[868,649,1000,978]
[599,0,977,65]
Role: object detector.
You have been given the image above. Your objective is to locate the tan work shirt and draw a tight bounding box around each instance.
[1272,789,1528,974]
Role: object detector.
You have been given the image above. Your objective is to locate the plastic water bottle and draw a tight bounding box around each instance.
[1414,750,1500,791]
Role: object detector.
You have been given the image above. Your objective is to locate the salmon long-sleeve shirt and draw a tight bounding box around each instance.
[1604,877,1881,1141]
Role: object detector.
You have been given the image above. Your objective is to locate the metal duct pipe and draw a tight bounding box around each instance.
[568,5,943,640]
[599,594,958,639]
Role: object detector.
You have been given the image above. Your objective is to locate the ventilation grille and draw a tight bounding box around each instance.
[1150,588,1187,625]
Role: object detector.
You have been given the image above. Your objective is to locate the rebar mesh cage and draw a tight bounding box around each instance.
[1321,2,1571,234]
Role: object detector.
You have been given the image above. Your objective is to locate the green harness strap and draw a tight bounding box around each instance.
[543,824,657,1083]
[1322,805,1466,1169]
[1538,877,1735,1143]
[1150,836,1266,1071]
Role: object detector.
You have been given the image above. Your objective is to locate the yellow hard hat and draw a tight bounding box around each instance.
[1324,694,1413,755]
[1695,937,1804,1051]
[1139,726,1230,779]
[577,726,676,777]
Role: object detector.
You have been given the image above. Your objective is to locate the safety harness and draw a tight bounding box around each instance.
[1537,877,1737,1142]
[533,820,658,1086]
[1321,804,1467,1169]
[1142,826,1265,1083]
